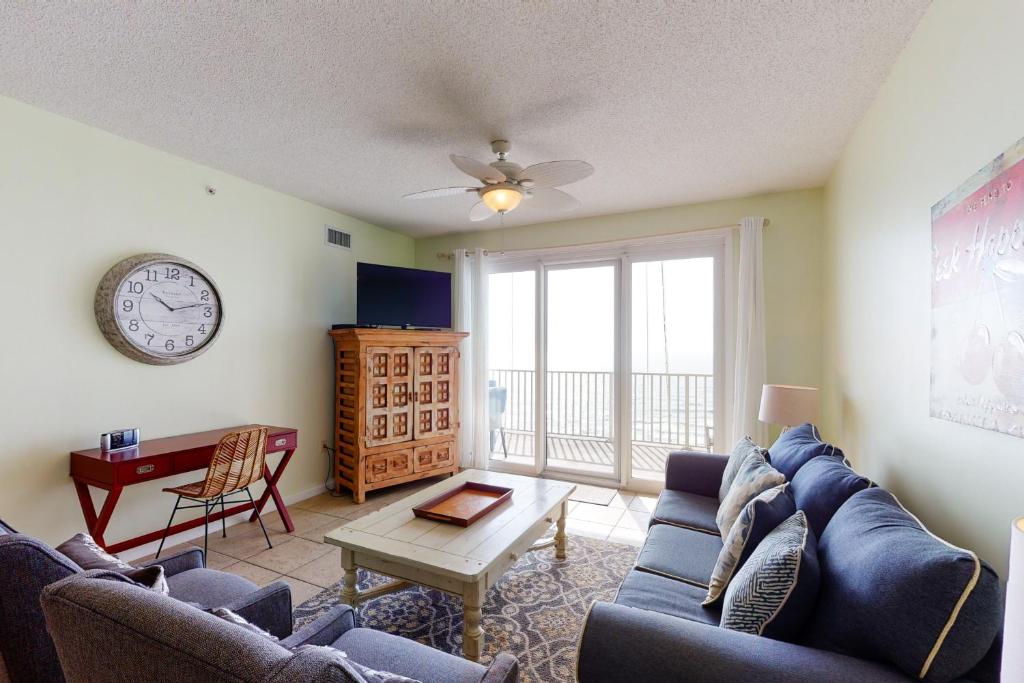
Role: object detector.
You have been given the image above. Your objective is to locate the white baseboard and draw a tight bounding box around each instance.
[118,483,329,563]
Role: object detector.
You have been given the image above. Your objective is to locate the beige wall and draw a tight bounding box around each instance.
[822,0,1024,575]
[415,188,825,426]
[0,96,413,549]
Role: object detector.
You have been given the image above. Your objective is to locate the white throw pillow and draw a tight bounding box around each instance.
[715,450,785,539]
[719,436,767,502]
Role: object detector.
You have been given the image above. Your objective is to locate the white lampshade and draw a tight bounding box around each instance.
[481,185,523,214]
[758,384,819,426]
[1004,517,1024,680]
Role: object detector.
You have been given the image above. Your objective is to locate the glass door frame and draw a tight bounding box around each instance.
[621,241,727,493]
[486,231,730,494]
[540,258,622,484]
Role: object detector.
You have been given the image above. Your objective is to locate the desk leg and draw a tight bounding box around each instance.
[74,482,122,548]
[250,448,295,532]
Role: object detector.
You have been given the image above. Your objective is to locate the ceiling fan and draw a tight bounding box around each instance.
[403,140,594,222]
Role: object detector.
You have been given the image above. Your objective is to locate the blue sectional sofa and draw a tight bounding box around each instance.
[577,425,1004,683]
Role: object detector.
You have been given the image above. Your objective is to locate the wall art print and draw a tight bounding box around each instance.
[932,135,1024,437]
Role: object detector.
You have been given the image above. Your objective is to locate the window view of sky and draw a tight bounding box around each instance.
[487,258,714,375]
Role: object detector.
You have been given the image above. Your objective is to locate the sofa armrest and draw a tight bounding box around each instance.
[480,653,519,683]
[279,605,356,649]
[222,580,294,639]
[577,602,911,683]
[664,450,729,497]
[136,546,204,575]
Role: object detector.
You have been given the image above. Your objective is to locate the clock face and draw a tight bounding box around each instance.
[96,254,224,364]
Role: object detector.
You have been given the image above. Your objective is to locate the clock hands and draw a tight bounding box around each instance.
[149,293,175,312]
[171,302,208,311]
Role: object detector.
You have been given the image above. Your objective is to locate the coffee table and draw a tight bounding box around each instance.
[324,469,575,661]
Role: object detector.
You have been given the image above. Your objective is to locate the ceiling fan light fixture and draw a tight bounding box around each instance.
[481,184,523,214]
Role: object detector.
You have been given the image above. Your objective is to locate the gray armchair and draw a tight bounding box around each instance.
[0,521,291,683]
[42,571,519,683]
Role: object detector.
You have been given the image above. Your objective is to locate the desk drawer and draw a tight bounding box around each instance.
[268,431,297,452]
[115,458,172,485]
[413,441,455,473]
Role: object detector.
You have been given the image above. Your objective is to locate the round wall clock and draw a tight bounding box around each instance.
[94,253,224,365]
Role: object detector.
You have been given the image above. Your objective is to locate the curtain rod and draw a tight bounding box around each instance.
[435,218,769,259]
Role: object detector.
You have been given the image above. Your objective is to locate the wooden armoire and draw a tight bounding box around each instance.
[329,328,468,502]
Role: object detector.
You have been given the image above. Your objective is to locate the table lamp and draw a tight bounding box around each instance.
[758,384,819,430]
[1004,517,1024,679]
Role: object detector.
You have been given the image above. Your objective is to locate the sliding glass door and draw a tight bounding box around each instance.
[486,240,724,490]
[544,261,619,479]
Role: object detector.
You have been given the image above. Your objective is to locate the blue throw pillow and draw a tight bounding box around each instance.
[790,456,871,538]
[767,423,843,480]
[720,510,820,640]
[806,488,1002,682]
[704,483,795,605]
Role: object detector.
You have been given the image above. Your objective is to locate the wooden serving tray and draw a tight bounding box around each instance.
[412,482,513,527]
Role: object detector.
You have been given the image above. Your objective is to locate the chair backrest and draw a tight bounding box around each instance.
[194,427,268,498]
[0,534,82,683]
[41,572,359,683]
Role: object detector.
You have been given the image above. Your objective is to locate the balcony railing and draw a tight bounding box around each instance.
[489,369,714,451]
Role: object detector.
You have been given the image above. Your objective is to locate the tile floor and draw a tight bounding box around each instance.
[143,477,657,607]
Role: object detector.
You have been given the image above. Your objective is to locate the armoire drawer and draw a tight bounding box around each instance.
[413,441,455,472]
[364,449,414,483]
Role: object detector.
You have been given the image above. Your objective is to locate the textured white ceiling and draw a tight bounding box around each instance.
[0,2,928,237]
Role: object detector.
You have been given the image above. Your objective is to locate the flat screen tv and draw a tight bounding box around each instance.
[356,263,452,329]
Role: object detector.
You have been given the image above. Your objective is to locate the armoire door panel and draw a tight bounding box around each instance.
[413,346,457,440]
[365,346,414,448]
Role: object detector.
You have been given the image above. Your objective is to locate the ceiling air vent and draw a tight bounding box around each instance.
[325,225,352,250]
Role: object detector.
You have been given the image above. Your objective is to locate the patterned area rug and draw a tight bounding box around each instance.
[294,535,638,683]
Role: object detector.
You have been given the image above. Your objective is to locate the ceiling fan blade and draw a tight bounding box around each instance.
[402,187,477,200]
[469,201,495,222]
[523,187,580,213]
[516,160,594,188]
[450,155,506,184]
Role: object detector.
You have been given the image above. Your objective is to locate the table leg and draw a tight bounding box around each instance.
[250,448,295,532]
[82,485,122,548]
[462,581,485,661]
[73,480,99,531]
[555,500,568,560]
[341,548,359,606]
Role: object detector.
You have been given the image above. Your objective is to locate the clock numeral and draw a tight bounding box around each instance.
[200,290,210,302]
[164,267,181,281]
[164,339,175,352]
[203,307,213,318]
[145,269,158,282]
[185,335,194,347]
[198,324,208,335]
[125,281,143,294]
[188,275,196,287]
[128,320,139,332]
[145,333,155,345]
[122,300,134,313]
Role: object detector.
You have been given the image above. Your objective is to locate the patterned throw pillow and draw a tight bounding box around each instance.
[720,510,820,640]
[704,483,795,605]
[715,451,785,539]
[719,436,768,502]
[56,532,169,594]
[212,607,279,641]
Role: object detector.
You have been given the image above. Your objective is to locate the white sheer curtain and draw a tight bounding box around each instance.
[730,216,767,446]
[452,248,490,469]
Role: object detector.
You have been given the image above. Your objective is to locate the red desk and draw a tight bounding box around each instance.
[70,424,298,553]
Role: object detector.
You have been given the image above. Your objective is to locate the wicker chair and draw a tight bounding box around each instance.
[155,427,273,560]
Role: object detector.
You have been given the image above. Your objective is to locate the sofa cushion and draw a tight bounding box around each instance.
[614,569,720,625]
[212,606,279,641]
[790,455,871,538]
[166,568,259,609]
[705,483,795,605]
[650,489,719,534]
[333,628,486,683]
[56,533,133,570]
[766,423,842,480]
[806,488,1003,682]
[635,524,722,588]
[715,451,785,538]
[719,436,768,501]
[721,510,819,640]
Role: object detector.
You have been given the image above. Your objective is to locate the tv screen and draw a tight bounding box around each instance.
[357,263,452,329]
